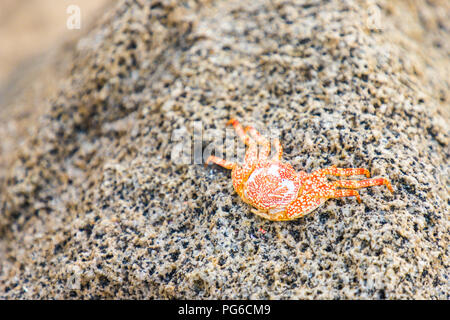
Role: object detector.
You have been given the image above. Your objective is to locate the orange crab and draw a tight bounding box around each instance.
[206,119,394,221]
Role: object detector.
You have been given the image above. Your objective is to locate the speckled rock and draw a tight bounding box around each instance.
[0,0,448,299]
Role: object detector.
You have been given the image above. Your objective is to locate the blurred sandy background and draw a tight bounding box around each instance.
[0,0,112,186]
[0,0,112,89]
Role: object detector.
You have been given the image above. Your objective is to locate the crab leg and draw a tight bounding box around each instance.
[243,127,283,162]
[227,118,258,170]
[227,119,252,146]
[244,125,271,160]
[325,189,362,203]
[205,156,236,169]
[206,142,257,177]
[311,166,371,178]
[207,119,260,196]
[271,138,283,161]
[333,178,394,193]
[206,119,254,169]
[207,151,256,196]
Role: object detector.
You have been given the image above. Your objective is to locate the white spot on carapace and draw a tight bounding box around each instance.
[280,179,296,194]
[266,164,281,177]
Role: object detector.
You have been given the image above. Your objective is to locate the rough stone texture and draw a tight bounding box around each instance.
[0,0,448,299]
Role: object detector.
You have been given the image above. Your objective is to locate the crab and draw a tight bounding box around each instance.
[206,119,394,221]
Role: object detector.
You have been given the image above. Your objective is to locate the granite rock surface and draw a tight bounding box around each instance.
[0,0,449,299]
